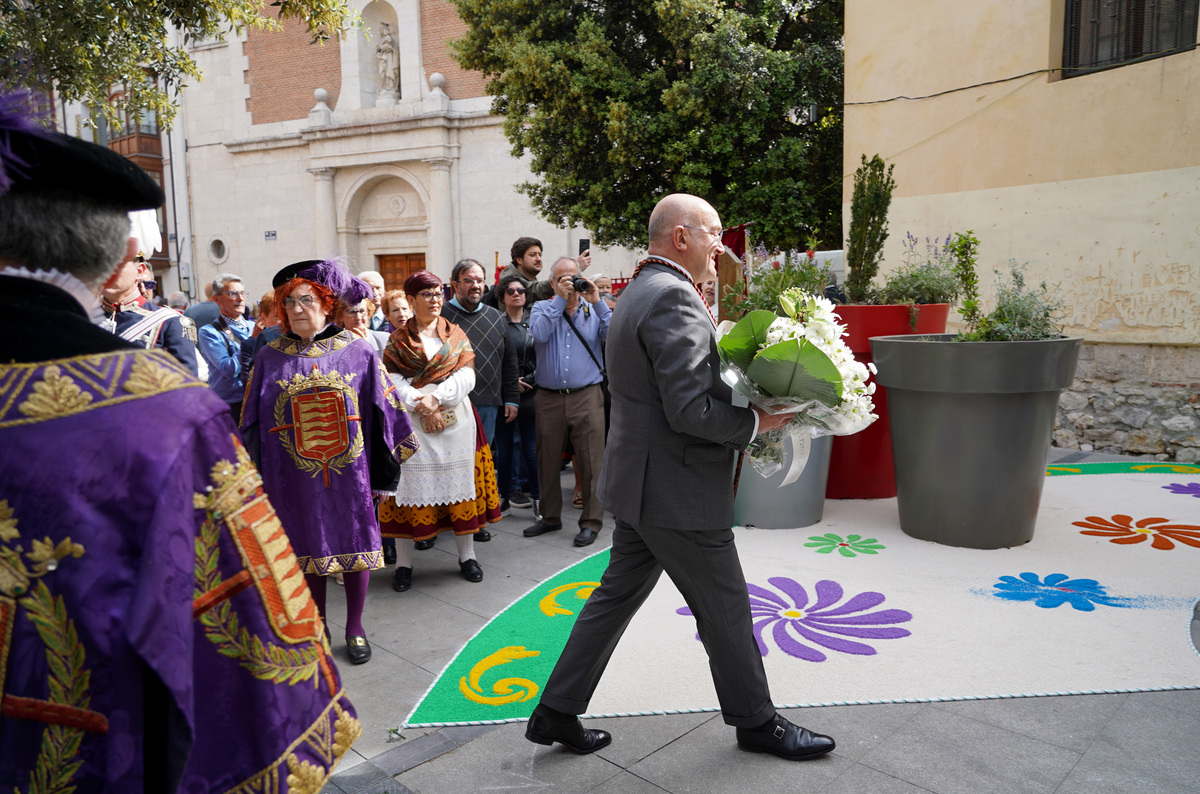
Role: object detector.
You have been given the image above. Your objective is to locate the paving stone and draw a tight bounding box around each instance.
[932,693,1125,752]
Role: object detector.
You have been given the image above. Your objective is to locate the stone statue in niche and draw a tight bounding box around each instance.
[376,23,399,103]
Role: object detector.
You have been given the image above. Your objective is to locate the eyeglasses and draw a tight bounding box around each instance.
[456,277,486,286]
[344,308,369,316]
[505,287,526,296]
[219,290,247,298]
[282,295,317,309]
[414,291,443,302]
[682,226,722,240]
[142,280,157,289]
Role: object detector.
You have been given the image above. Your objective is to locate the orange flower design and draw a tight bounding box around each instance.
[1073,514,1200,550]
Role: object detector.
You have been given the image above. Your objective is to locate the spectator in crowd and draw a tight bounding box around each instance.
[359,269,392,332]
[495,272,541,517]
[379,271,502,590]
[523,256,610,547]
[241,259,418,666]
[700,276,719,322]
[486,236,594,308]
[441,259,519,444]
[167,290,188,311]
[99,246,199,375]
[0,89,362,789]
[197,273,253,419]
[590,273,613,294]
[338,296,390,355]
[184,278,221,327]
[240,290,282,377]
[382,288,412,330]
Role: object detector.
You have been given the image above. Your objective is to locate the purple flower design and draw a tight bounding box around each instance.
[1163,482,1200,499]
[677,577,912,662]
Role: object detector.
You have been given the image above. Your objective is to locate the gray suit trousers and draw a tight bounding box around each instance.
[540,519,775,728]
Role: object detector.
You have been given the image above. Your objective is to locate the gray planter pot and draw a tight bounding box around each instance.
[734,434,832,529]
[870,334,1082,549]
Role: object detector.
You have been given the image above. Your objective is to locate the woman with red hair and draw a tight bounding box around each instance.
[379,270,502,592]
[241,258,419,665]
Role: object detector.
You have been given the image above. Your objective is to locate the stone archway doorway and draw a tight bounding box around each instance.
[377,253,426,290]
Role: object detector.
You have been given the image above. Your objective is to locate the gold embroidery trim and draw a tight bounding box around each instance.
[0,350,205,429]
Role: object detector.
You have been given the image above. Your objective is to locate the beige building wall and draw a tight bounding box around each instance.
[844,0,1200,461]
[178,0,635,301]
[844,0,1199,345]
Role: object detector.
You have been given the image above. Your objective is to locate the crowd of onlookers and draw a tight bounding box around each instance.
[149,237,620,612]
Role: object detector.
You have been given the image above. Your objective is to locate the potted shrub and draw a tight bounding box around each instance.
[719,248,838,529]
[870,232,1083,549]
[827,154,958,499]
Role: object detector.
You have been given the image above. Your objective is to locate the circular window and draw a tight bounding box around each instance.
[209,237,229,264]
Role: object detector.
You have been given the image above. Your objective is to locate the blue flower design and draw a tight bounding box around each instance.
[992,573,1129,611]
[1163,482,1200,499]
[677,577,912,662]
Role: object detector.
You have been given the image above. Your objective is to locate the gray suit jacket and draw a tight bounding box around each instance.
[597,262,754,530]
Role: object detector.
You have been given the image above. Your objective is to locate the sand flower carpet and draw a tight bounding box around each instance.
[404,462,1200,728]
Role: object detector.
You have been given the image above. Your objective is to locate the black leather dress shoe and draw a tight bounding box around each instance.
[573,528,597,547]
[525,712,612,754]
[523,520,562,538]
[475,528,492,542]
[459,558,483,582]
[735,713,835,760]
[415,537,436,551]
[392,566,412,592]
[346,635,372,665]
[383,544,396,565]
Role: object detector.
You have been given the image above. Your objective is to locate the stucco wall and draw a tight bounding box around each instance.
[844,0,1200,347]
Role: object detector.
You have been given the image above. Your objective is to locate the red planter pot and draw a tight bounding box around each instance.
[826,304,950,499]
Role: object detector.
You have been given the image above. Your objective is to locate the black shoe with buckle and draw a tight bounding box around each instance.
[392,566,412,592]
[346,635,372,665]
[459,558,483,582]
[735,713,835,761]
[525,707,611,754]
[383,544,396,566]
[510,490,533,509]
[523,520,562,538]
[415,537,436,551]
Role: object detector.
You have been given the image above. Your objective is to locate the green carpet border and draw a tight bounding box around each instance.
[399,547,612,731]
[402,464,1200,729]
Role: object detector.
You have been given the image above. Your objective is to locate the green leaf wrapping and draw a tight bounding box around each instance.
[745,338,843,407]
[716,310,778,372]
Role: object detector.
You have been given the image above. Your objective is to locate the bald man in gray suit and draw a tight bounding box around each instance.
[524,194,836,761]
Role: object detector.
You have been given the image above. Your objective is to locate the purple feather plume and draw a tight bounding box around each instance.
[0,88,47,197]
[298,258,373,305]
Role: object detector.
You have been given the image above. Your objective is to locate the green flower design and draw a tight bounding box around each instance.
[804,533,885,558]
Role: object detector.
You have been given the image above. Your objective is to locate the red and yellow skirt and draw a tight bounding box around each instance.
[380,435,502,542]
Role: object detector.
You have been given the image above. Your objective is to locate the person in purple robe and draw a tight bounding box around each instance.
[0,89,361,792]
[241,258,419,666]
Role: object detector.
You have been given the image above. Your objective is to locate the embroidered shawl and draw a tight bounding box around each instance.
[383,315,474,388]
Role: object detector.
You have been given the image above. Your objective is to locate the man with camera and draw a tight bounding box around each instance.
[523,256,610,547]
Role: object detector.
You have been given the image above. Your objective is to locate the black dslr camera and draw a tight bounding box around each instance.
[570,274,590,293]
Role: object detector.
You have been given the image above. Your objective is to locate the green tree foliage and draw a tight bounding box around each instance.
[450,0,844,249]
[0,0,356,128]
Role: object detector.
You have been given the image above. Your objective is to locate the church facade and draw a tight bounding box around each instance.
[168,0,629,298]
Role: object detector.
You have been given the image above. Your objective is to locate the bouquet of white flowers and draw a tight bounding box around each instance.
[717,287,877,484]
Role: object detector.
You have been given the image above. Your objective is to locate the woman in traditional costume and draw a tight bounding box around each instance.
[241,259,418,665]
[379,270,501,592]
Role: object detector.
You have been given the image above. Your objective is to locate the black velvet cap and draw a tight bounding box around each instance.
[2,124,164,211]
[272,260,324,289]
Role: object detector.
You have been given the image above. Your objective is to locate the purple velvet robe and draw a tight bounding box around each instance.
[0,347,358,792]
[241,329,419,574]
